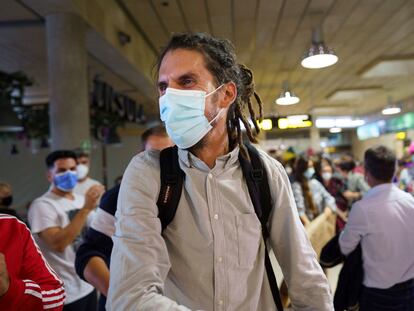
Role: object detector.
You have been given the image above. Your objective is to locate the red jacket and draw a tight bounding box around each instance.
[0,214,65,310]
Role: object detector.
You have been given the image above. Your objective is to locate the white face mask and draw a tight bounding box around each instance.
[322,172,332,181]
[285,166,293,175]
[76,164,89,180]
[159,85,224,149]
[304,167,315,179]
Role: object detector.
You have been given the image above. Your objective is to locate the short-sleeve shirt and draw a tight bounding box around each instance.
[28,191,94,304]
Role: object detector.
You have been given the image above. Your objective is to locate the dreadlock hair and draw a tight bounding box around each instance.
[155,32,263,156]
[294,156,318,219]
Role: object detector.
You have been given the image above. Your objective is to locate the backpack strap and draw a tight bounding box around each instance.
[157,146,185,231]
[239,144,284,311]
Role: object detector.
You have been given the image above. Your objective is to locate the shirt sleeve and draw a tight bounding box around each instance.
[357,175,370,195]
[106,154,192,311]
[265,157,334,310]
[339,201,367,256]
[315,180,337,213]
[0,219,65,310]
[291,182,306,217]
[28,198,60,234]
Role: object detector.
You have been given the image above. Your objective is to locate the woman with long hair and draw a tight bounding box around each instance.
[292,156,337,226]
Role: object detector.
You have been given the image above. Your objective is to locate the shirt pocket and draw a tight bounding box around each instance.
[236,213,262,268]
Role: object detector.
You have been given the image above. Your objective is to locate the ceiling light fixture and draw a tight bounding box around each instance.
[329,127,342,133]
[275,81,300,105]
[301,25,338,69]
[382,96,401,115]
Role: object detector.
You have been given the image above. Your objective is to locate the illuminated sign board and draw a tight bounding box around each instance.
[258,119,273,130]
[255,115,313,130]
[357,112,414,140]
[277,115,312,129]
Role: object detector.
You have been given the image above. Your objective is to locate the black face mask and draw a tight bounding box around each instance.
[1,195,13,207]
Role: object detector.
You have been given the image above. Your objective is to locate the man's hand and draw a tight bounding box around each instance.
[0,253,10,297]
[84,185,105,211]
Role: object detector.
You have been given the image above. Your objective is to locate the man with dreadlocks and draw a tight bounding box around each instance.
[107,33,333,311]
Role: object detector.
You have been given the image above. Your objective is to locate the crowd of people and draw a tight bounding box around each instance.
[1,32,413,311]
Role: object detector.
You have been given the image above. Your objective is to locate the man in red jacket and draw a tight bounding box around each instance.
[0,214,65,310]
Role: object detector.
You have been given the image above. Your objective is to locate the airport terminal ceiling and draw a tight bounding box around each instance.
[1,0,414,122]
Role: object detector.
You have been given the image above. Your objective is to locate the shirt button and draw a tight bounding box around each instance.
[218,256,223,262]
[213,214,219,220]
[208,174,213,180]
[218,300,223,305]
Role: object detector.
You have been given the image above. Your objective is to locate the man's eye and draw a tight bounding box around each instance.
[158,83,167,93]
[182,79,193,86]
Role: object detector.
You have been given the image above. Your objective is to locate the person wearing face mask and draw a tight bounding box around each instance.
[28,150,104,311]
[337,155,370,207]
[319,160,349,232]
[73,150,103,197]
[107,33,333,311]
[0,182,21,220]
[291,156,337,227]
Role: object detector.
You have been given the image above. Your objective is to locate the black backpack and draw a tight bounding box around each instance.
[156,144,283,311]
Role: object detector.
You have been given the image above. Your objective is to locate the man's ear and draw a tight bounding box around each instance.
[221,82,237,108]
[47,170,53,183]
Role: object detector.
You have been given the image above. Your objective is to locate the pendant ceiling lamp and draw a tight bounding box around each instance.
[382,96,401,115]
[301,25,338,69]
[275,81,300,105]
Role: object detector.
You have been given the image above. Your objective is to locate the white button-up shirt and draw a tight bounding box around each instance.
[107,147,333,310]
[339,183,414,288]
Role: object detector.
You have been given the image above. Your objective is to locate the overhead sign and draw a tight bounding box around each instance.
[257,115,312,130]
[357,112,414,140]
[277,115,312,129]
[92,78,145,124]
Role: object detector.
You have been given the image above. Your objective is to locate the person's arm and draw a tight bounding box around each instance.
[357,174,370,194]
[315,180,337,214]
[38,185,104,252]
[291,182,310,226]
[265,158,333,310]
[339,202,367,256]
[84,256,109,296]
[107,153,192,311]
[75,207,116,297]
[0,220,65,310]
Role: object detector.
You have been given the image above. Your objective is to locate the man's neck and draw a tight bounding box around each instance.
[369,180,391,188]
[51,187,75,200]
[191,127,229,169]
[78,177,88,183]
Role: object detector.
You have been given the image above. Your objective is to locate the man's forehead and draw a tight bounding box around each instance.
[54,158,76,167]
[158,49,208,80]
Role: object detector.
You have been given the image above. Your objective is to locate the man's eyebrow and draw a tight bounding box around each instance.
[177,73,198,81]
[158,72,199,85]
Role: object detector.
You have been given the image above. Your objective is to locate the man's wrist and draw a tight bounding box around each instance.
[80,206,93,215]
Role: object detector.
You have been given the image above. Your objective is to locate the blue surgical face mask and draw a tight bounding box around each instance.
[159,85,224,149]
[54,170,78,192]
[304,167,315,179]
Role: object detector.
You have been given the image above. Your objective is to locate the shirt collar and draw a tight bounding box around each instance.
[178,146,240,172]
[363,183,394,199]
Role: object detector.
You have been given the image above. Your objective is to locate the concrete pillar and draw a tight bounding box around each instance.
[46,13,90,150]
[310,125,321,152]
